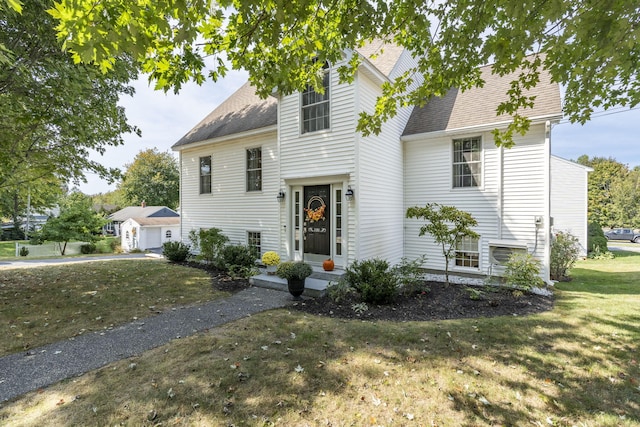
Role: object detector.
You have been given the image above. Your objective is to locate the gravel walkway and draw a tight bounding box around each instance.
[0,287,292,403]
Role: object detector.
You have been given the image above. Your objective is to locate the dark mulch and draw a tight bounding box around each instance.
[179,261,553,321]
[289,281,554,322]
[177,261,253,293]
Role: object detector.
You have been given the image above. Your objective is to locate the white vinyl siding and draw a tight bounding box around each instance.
[404,124,549,278]
[280,73,355,179]
[179,132,281,252]
[354,73,412,264]
[551,156,591,256]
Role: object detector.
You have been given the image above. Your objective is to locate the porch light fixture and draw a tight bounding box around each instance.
[345,186,354,201]
[277,190,286,202]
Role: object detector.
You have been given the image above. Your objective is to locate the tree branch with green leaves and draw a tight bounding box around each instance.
[50,0,640,146]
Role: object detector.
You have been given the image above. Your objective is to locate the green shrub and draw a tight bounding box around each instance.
[589,236,608,254]
[162,241,191,262]
[227,264,259,279]
[188,228,228,268]
[344,258,398,305]
[222,244,258,276]
[326,280,357,303]
[80,243,97,254]
[587,222,608,253]
[588,246,615,260]
[550,231,580,281]
[391,256,429,296]
[19,246,29,257]
[504,252,545,290]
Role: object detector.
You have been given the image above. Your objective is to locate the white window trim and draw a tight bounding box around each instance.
[452,235,481,271]
[300,64,331,135]
[247,231,262,254]
[246,147,262,192]
[199,155,212,195]
[451,135,483,190]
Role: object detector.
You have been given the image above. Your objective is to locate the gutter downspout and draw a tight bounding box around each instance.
[498,145,504,240]
[179,151,183,243]
[543,121,552,283]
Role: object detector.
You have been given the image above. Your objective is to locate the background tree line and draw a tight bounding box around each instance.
[577,155,640,229]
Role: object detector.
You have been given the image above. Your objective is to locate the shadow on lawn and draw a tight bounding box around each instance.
[21,310,638,426]
[4,259,640,426]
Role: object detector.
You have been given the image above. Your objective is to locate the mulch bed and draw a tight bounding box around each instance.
[180,261,554,321]
[289,281,554,321]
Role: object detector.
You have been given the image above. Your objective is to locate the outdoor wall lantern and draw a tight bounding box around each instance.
[345,185,354,201]
[277,190,286,202]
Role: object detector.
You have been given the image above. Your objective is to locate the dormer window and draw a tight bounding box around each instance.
[301,62,330,133]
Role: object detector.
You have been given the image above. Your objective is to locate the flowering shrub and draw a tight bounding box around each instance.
[261,251,280,266]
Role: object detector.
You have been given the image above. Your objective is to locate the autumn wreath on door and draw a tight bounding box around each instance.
[304,196,326,223]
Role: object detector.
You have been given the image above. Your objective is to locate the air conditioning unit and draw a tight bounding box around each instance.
[489,240,528,265]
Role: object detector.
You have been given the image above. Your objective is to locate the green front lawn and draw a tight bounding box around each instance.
[0,240,21,258]
[1,253,639,426]
[0,259,226,356]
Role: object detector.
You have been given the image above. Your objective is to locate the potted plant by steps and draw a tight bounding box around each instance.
[276,261,313,298]
[261,251,280,275]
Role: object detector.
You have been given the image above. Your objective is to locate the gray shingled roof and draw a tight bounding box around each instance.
[356,40,405,77]
[130,217,181,227]
[402,63,562,136]
[172,42,407,149]
[108,206,179,222]
[173,82,278,149]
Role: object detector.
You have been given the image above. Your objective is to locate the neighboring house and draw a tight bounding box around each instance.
[120,217,180,252]
[106,204,179,237]
[172,42,575,283]
[550,156,593,256]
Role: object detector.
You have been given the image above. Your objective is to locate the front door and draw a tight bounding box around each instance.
[304,185,330,257]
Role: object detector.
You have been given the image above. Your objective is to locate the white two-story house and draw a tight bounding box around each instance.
[173,42,582,282]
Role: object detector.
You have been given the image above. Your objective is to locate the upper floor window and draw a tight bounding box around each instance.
[453,137,482,188]
[199,156,212,194]
[301,62,330,133]
[455,235,479,268]
[246,148,262,191]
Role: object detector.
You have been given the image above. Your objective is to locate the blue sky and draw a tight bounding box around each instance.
[552,107,640,168]
[79,74,640,195]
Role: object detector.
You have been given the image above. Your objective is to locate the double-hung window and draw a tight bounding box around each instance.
[246,148,262,191]
[199,156,212,194]
[247,231,261,254]
[455,235,479,268]
[453,137,482,188]
[301,62,330,133]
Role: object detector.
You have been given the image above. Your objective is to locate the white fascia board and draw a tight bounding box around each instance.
[172,126,277,152]
[400,114,564,143]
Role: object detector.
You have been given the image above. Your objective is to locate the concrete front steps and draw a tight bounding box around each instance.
[250,266,345,297]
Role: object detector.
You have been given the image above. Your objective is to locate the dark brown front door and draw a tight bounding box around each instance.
[304,185,330,256]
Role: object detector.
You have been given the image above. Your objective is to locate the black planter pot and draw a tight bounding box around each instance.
[287,278,305,298]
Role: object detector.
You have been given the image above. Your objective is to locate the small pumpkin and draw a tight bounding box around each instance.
[323,259,334,271]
